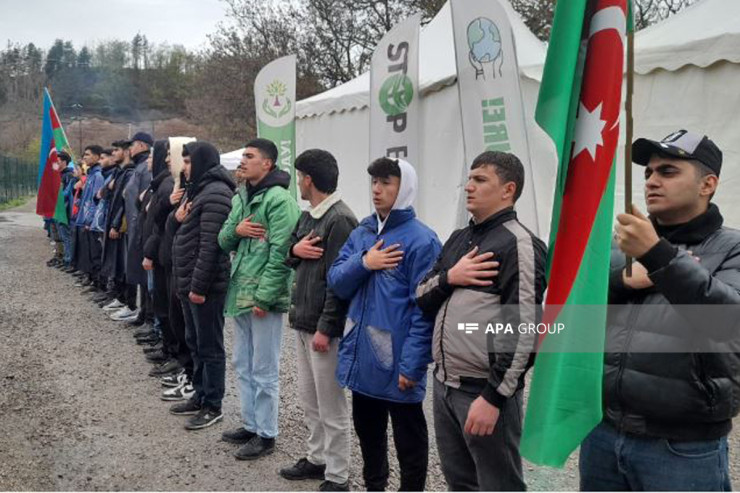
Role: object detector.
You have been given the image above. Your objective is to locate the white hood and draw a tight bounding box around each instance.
[168,136,196,189]
[376,158,418,234]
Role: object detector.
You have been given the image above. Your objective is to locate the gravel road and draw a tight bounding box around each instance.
[0,198,737,491]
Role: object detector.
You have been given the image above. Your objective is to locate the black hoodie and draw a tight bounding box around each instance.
[171,142,236,297]
[141,140,171,263]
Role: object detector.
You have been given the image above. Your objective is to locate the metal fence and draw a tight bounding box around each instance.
[0,154,37,205]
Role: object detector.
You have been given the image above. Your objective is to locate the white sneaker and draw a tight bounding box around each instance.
[110,307,139,321]
[161,382,195,401]
[102,299,125,312]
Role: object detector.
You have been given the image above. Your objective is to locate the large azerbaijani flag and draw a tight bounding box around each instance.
[36,87,72,224]
[520,0,628,467]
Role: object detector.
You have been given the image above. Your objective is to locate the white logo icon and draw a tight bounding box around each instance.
[457,323,479,334]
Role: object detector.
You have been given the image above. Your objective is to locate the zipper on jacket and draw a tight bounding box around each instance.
[438,296,452,383]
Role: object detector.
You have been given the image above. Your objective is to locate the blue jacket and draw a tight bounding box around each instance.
[91,166,117,233]
[328,208,442,403]
[75,164,105,228]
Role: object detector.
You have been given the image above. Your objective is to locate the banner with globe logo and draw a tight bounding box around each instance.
[369,14,421,168]
[450,0,539,232]
[254,54,297,196]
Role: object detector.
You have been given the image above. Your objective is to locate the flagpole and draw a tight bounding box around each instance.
[624,1,635,277]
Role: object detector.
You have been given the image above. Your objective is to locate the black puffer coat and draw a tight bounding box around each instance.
[605,204,740,441]
[171,142,235,297]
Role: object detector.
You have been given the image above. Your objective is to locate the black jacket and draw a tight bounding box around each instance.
[605,204,740,440]
[416,207,547,408]
[171,142,235,297]
[141,141,171,265]
[108,162,136,232]
[286,195,358,337]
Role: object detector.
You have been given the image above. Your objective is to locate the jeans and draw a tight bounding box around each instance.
[147,271,161,336]
[352,392,428,491]
[57,223,72,265]
[433,378,525,491]
[579,422,732,491]
[180,294,226,411]
[232,312,283,438]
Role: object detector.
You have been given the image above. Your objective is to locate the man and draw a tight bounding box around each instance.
[416,151,547,491]
[168,141,235,430]
[278,150,357,491]
[87,148,119,300]
[118,131,153,324]
[328,157,441,491]
[579,130,740,491]
[103,140,137,316]
[56,151,75,271]
[74,145,106,291]
[218,138,300,459]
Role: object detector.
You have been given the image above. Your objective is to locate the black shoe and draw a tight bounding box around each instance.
[47,258,59,267]
[137,334,161,346]
[221,427,256,445]
[145,349,168,363]
[81,285,98,295]
[169,397,201,415]
[63,266,77,273]
[81,278,93,287]
[91,292,110,303]
[149,359,181,377]
[126,318,146,328]
[185,407,223,430]
[143,343,163,354]
[279,457,326,481]
[234,436,275,461]
[320,480,350,492]
[134,328,156,339]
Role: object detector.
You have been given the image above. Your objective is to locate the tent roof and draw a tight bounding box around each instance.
[297,0,546,119]
[635,0,740,74]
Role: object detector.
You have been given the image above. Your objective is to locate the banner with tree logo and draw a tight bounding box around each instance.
[255,54,297,196]
[369,14,421,168]
[451,0,538,231]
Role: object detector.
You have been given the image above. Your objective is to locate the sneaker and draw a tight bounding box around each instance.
[279,458,326,481]
[221,427,256,445]
[160,370,187,388]
[320,480,350,492]
[126,318,146,327]
[169,397,201,416]
[149,359,181,377]
[103,299,125,312]
[143,343,164,354]
[91,292,110,303]
[185,407,223,430]
[145,350,168,364]
[110,307,140,321]
[63,266,77,274]
[234,436,275,461]
[161,382,195,401]
[134,328,156,339]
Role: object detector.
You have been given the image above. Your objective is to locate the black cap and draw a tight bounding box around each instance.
[126,132,154,147]
[633,129,722,176]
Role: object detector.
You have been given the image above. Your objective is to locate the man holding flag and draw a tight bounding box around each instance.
[580,130,739,491]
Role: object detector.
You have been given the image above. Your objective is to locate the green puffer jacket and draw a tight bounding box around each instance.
[218,169,300,316]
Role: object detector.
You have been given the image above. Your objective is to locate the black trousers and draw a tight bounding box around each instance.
[166,268,193,378]
[352,392,428,491]
[180,293,226,411]
[89,231,103,287]
[153,265,176,357]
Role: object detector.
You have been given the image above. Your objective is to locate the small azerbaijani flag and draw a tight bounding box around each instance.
[520,0,630,467]
[36,87,73,224]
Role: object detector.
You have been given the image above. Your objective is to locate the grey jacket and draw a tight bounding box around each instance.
[286,194,358,338]
[605,204,740,440]
[124,151,152,285]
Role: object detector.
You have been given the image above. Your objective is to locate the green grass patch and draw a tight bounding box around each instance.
[0,196,32,212]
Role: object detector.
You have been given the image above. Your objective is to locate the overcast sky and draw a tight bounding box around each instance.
[0,0,231,51]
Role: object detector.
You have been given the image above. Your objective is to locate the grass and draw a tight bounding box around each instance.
[0,196,32,212]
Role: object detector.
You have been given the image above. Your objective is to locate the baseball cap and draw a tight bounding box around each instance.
[632,129,722,176]
[125,132,154,147]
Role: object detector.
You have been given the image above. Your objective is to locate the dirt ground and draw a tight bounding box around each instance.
[0,198,737,491]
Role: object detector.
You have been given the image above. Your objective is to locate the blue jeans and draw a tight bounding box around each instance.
[57,223,72,265]
[232,312,283,438]
[579,422,732,491]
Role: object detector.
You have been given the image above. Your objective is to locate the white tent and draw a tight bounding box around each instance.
[294,1,555,242]
[623,0,740,225]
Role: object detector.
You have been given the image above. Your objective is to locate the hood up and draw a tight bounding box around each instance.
[376,158,418,234]
[169,136,196,189]
[152,140,169,178]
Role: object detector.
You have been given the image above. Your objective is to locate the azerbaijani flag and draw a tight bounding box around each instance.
[36,87,72,224]
[520,0,628,467]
